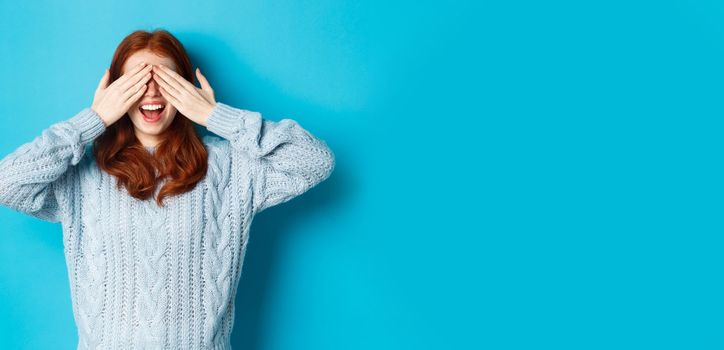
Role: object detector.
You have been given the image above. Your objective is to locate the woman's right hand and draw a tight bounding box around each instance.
[91,62,153,127]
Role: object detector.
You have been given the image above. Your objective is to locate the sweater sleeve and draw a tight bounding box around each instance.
[206,102,335,214]
[0,107,107,223]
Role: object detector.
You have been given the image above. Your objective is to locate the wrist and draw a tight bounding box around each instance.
[71,107,108,144]
[90,107,109,127]
[200,102,217,127]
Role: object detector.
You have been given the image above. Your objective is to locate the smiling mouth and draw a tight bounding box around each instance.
[139,105,165,121]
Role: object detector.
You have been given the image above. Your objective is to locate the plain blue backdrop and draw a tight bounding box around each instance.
[1,0,722,349]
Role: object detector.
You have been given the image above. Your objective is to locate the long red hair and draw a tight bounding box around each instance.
[93,29,208,207]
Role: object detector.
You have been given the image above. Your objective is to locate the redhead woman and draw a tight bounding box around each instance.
[0,29,335,349]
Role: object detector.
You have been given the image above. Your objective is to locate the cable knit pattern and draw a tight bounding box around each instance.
[77,163,105,350]
[201,142,234,346]
[0,103,335,349]
[134,189,170,349]
[205,103,336,214]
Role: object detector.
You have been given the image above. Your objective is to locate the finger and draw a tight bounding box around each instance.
[196,68,213,93]
[96,69,110,91]
[159,85,181,108]
[124,84,148,109]
[153,71,182,98]
[123,72,153,100]
[120,64,153,91]
[155,64,196,94]
[152,66,185,95]
[113,62,148,86]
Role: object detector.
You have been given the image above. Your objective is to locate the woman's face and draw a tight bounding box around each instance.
[121,49,178,146]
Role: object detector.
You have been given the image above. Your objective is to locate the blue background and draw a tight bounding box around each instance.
[0,0,722,349]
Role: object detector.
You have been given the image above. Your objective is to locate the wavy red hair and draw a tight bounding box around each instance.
[93,29,208,207]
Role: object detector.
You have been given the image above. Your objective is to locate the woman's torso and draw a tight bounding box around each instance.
[61,136,253,350]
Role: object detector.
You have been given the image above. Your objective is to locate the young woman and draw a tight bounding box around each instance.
[0,29,335,349]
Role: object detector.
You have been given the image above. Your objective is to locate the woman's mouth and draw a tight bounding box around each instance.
[139,103,165,123]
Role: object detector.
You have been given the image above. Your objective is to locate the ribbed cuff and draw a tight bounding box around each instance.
[206,102,245,142]
[68,107,107,145]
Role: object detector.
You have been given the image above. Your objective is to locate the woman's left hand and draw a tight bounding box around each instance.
[152,64,217,126]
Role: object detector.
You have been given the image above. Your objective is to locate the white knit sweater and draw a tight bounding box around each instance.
[0,102,336,349]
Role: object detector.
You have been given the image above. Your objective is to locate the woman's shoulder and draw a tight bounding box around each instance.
[73,144,102,179]
[202,134,253,162]
[53,143,101,200]
[202,134,229,150]
[201,134,255,178]
[202,134,234,169]
[202,134,232,160]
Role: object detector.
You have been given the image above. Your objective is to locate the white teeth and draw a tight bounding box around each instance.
[140,104,164,110]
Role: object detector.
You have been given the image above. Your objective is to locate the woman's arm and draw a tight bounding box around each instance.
[0,108,107,222]
[205,102,335,214]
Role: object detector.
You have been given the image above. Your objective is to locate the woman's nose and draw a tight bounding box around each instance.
[145,78,160,94]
